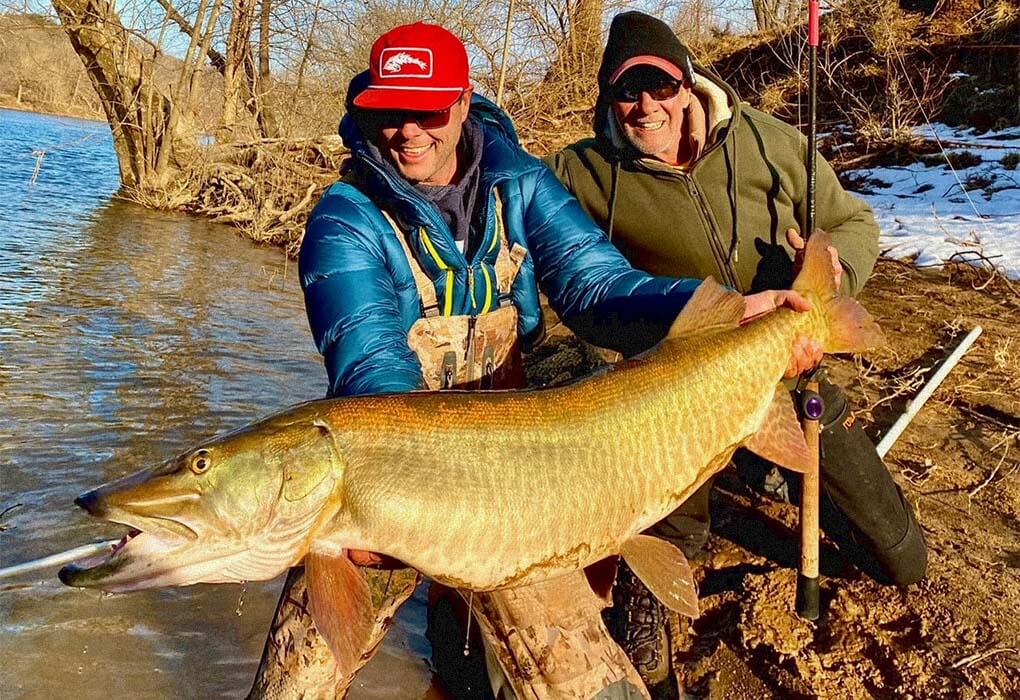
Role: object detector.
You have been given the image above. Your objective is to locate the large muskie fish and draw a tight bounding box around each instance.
[61,233,882,673]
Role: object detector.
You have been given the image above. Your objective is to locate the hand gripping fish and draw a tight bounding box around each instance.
[60,232,882,676]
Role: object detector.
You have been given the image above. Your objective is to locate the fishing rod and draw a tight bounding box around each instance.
[876,325,983,458]
[796,0,822,622]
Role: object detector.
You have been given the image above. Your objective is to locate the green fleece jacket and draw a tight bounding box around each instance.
[544,66,878,297]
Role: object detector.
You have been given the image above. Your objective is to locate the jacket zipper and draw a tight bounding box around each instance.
[468,265,477,310]
[680,174,739,288]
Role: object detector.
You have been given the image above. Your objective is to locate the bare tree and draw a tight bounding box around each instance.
[751,0,802,31]
[51,0,193,190]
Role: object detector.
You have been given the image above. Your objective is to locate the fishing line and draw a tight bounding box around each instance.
[889,42,995,243]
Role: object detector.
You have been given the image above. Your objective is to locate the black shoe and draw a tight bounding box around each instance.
[605,562,670,687]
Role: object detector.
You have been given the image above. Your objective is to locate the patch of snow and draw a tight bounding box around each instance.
[843,123,1020,279]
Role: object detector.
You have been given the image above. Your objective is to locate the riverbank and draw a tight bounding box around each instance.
[0,96,105,123]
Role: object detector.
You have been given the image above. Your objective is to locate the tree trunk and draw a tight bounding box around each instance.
[254,0,280,137]
[222,0,256,137]
[51,0,186,190]
[543,0,603,108]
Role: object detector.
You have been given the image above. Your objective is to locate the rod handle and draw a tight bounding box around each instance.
[796,573,820,620]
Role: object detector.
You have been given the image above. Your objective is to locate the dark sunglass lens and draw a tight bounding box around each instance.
[615,78,681,103]
[648,82,682,101]
[417,110,451,129]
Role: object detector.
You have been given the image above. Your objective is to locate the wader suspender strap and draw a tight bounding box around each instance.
[381,191,517,318]
[381,210,442,316]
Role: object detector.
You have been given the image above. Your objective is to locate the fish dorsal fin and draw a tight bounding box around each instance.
[792,230,838,298]
[667,278,745,339]
[305,549,377,678]
[744,385,814,474]
[620,534,699,618]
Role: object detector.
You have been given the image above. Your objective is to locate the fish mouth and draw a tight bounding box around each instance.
[58,526,186,591]
[58,489,204,592]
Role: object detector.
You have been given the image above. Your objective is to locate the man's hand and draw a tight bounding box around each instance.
[787,228,842,290]
[741,289,812,323]
[741,289,823,377]
[347,549,403,568]
[786,334,823,378]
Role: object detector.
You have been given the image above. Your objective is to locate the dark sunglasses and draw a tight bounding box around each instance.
[372,108,454,130]
[612,78,683,104]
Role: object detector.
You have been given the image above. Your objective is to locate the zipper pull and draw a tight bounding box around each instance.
[465,314,478,361]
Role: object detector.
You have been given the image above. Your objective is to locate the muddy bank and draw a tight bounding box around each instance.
[538,260,1019,699]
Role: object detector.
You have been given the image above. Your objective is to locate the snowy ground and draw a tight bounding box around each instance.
[842,123,1020,280]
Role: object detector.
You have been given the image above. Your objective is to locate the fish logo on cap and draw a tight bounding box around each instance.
[380,48,433,78]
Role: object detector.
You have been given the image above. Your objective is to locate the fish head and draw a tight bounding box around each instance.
[60,413,343,593]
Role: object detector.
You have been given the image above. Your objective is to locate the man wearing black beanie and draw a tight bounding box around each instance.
[547,10,927,690]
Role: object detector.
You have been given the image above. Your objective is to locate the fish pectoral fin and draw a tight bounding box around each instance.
[620,534,698,618]
[305,549,376,678]
[666,277,745,339]
[744,385,814,474]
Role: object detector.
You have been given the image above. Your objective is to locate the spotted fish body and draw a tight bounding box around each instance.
[60,233,880,665]
[326,301,817,589]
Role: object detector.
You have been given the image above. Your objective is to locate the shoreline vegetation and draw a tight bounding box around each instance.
[8,1,1016,261]
[0,98,105,123]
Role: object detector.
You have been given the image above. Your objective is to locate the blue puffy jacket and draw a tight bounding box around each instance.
[299,88,701,397]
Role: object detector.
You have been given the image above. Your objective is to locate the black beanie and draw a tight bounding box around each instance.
[597,12,695,92]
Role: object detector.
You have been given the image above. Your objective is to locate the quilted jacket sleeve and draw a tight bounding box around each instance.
[299,209,423,397]
[521,166,703,356]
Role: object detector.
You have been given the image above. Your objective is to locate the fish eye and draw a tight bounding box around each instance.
[189,450,212,475]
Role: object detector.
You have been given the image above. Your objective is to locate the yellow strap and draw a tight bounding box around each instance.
[380,210,441,315]
[481,265,493,314]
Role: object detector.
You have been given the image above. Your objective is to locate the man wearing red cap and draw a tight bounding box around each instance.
[546,10,927,688]
[248,19,825,700]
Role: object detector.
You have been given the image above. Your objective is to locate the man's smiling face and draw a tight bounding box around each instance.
[611,65,691,165]
[370,89,472,186]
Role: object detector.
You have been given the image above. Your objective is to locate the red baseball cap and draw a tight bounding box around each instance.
[353,22,471,112]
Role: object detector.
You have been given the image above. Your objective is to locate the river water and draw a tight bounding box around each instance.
[0,109,434,699]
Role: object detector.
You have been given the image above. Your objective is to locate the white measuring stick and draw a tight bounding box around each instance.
[0,539,120,580]
[877,325,983,458]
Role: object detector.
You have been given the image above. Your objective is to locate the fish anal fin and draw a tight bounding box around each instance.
[667,278,745,339]
[305,549,377,677]
[620,534,698,618]
[744,385,814,474]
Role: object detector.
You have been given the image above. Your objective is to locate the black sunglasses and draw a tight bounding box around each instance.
[612,78,683,103]
[371,108,454,130]
[367,90,465,130]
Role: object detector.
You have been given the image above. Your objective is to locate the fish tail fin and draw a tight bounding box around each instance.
[792,231,885,354]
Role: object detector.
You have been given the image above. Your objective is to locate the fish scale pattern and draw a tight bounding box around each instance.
[310,301,826,591]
